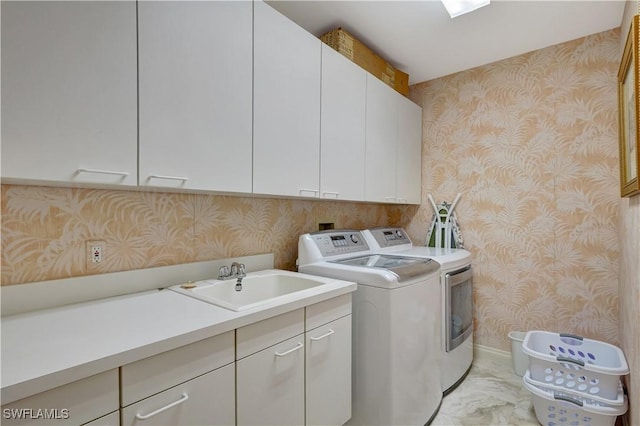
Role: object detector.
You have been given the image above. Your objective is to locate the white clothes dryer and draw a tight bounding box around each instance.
[298,230,443,426]
[362,227,474,394]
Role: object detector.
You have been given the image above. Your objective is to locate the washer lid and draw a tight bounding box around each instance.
[389,247,471,271]
[331,254,439,282]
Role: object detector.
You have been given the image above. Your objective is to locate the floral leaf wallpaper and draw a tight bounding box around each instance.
[1,185,410,285]
[406,29,621,350]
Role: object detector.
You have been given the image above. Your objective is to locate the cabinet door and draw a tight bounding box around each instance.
[1,1,137,186]
[396,96,422,204]
[237,335,305,426]
[253,1,321,198]
[365,75,398,203]
[320,45,366,201]
[138,1,252,192]
[306,315,352,426]
[122,364,234,426]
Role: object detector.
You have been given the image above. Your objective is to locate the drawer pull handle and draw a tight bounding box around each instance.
[135,393,189,420]
[275,342,303,357]
[322,192,340,198]
[310,329,335,341]
[147,174,189,182]
[76,168,129,177]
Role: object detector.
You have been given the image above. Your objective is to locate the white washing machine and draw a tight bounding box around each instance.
[362,227,474,394]
[298,230,443,426]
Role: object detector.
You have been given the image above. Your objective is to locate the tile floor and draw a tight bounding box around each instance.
[431,348,540,425]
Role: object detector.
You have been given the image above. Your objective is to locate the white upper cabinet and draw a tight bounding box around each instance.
[365,75,399,203]
[138,1,253,192]
[365,75,422,204]
[396,96,422,204]
[1,1,137,186]
[253,0,322,198]
[320,45,366,201]
[2,0,421,204]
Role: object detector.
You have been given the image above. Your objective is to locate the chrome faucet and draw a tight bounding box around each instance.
[218,262,246,291]
[232,262,246,291]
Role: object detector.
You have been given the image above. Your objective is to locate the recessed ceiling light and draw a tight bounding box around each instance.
[441,0,490,18]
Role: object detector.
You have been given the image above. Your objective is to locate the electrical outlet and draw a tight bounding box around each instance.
[318,223,334,231]
[91,246,102,263]
[318,220,335,231]
[86,240,105,266]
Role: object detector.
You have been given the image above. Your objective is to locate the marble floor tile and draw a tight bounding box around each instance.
[431,349,540,426]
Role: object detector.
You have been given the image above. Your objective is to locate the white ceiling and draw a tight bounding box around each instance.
[267,0,627,85]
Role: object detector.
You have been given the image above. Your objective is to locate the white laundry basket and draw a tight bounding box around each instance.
[523,370,628,426]
[521,331,629,401]
[508,331,528,376]
[523,370,627,408]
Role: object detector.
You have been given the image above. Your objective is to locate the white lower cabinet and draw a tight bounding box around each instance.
[305,294,352,426]
[3,297,352,426]
[237,334,306,426]
[236,309,305,426]
[121,364,235,426]
[0,370,119,426]
[236,297,352,426]
[306,315,352,426]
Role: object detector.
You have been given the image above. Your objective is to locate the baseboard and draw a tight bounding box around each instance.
[474,343,511,360]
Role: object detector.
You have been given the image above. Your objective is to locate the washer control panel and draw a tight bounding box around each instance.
[368,227,412,248]
[309,230,369,257]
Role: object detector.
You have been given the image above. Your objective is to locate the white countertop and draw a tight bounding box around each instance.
[1,272,356,404]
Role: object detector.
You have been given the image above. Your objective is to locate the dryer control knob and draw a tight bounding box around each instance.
[349,234,359,244]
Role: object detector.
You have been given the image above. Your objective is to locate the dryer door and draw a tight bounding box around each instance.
[445,266,473,351]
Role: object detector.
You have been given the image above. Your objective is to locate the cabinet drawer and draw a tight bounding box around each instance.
[1,369,118,426]
[121,331,234,406]
[122,363,234,426]
[305,294,351,331]
[236,309,304,359]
